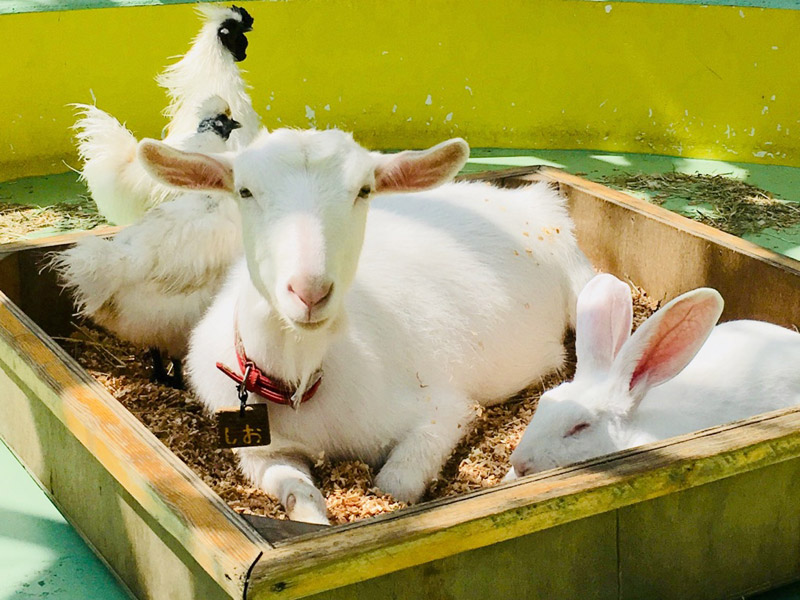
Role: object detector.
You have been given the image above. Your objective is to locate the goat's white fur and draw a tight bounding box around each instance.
[140,128,594,524]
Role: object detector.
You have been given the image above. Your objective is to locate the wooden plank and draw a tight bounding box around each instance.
[249,406,800,599]
[16,246,75,337]
[0,362,235,600]
[618,457,800,599]
[0,227,123,336]
[455,165,543,184]
[516,168,800,328]
[242,515,327,544]
[0,250,20,309]
[301,512,618,600]
[0,225,122,257]
[0,292,266,599]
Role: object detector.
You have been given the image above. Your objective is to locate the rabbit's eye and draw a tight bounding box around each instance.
[564,422,590,437]
[357,185,371,200]
[239,187,253,199]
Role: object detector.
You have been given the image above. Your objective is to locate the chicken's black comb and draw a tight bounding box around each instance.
[230,5,254,32]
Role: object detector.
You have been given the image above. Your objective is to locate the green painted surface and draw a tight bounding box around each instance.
[0,440,132,599]
[1,0,204,15]
[3,0,799,16]
[0,171,86,208]
[465,149,800,261]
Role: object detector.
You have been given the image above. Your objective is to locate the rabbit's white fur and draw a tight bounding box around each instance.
[139,128,594,524]
[508,273,800,478]
[158,5,260,149]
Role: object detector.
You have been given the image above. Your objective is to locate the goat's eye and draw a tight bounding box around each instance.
[357,186,371,199]
[239,187,252,199]
[564,422,590,438]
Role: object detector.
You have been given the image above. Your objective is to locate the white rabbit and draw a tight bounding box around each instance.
[508,273,800,478]
[137,128,595,523]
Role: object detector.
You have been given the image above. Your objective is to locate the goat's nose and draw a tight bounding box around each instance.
[287,278,333,310]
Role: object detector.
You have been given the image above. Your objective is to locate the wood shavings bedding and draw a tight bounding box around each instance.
[57,283,659,525]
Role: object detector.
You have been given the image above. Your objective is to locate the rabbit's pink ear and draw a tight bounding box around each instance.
[615,288,724,409]
[575,273,634,377]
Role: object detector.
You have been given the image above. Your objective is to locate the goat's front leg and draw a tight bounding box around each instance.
[237,447,329,525]
[374,389,476,503]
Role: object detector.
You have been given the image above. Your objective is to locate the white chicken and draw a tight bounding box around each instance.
[73,4,259,225]
[158,4,260,149]
[73,96,241,225]
[53,97,244,387]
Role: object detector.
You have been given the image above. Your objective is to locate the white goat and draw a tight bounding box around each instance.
[73,5,259,225]
[138,129,594,523]
[53,98,244,387]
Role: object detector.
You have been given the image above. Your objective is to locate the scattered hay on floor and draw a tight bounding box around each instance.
[0,197,106,243]
[57,284,659,525]
[314,460,407,525]
[601,172,800,237]
[59,324,285,520]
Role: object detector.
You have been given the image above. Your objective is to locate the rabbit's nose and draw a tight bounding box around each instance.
[513,459,534,478]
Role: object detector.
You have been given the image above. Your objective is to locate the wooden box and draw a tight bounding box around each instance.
[1,168,799,600]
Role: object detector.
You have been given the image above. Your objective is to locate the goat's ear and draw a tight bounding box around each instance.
[374,138,469,193]
[138,139,234,193]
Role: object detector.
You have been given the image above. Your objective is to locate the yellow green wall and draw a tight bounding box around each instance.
[2,0,799,181]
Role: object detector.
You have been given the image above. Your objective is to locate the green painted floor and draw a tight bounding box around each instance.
[1,149,800,598]
[0,440,131,599]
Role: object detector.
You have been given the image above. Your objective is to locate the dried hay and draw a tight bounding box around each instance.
[601,172,800,238]
[0,197,106,244]
[57,283,659,525]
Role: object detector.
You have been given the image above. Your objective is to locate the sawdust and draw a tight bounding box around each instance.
[0,198,106,243]
[601,172,800,238]
[57,283,659,525]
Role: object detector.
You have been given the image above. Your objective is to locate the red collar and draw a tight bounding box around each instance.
[216,321,323,407]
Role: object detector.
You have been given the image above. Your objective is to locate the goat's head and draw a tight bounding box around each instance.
[138,128,469,332]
